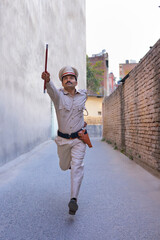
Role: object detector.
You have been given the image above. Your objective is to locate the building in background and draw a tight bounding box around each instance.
[88,50,109,96]
[119,60,137,80]
[0,0,86,166]
[85,50,109,137]
[108,72,117,95]
[84,93,103,137]
[84,89,104,137]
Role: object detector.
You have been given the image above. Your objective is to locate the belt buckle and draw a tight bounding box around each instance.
[69,133,75,139]
[69,134,72,139]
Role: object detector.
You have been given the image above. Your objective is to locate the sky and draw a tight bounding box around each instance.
[86,0,160,80]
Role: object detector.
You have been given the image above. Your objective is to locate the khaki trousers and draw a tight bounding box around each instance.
[55,136,86,199]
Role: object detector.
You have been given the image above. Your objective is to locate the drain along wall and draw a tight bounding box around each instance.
[0,0,86,166]
[103,39,160,174]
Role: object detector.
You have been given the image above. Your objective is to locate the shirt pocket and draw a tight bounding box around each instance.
[58,102,71,118]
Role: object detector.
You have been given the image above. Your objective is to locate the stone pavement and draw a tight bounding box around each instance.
[0,139,160,240]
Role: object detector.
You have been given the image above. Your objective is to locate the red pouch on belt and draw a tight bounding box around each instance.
[78,130,92,148]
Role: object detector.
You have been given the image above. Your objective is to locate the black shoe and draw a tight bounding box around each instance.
[68,198,78,215]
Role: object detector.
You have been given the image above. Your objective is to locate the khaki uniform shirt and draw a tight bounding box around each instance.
[46,81,87,135]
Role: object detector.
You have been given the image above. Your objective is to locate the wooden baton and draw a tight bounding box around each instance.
[44,43,48,93]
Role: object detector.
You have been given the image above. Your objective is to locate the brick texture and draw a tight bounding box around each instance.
[103,39,160,174]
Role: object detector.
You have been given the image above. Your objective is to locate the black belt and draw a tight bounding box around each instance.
[58,129,82,139]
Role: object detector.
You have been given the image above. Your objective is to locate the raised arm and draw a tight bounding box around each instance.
[41,71,60,105]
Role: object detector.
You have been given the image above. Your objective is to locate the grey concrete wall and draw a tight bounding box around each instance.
[87,125,103,138]
[0,0,86,166]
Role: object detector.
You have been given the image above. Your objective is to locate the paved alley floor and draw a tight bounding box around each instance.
[0,139,160,240]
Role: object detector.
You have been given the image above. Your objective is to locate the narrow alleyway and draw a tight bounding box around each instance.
[0,139,160,240]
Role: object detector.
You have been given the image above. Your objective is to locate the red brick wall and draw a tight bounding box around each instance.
[103,39,160,174]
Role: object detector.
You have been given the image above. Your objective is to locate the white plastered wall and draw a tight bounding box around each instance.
[0,0,86,165]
